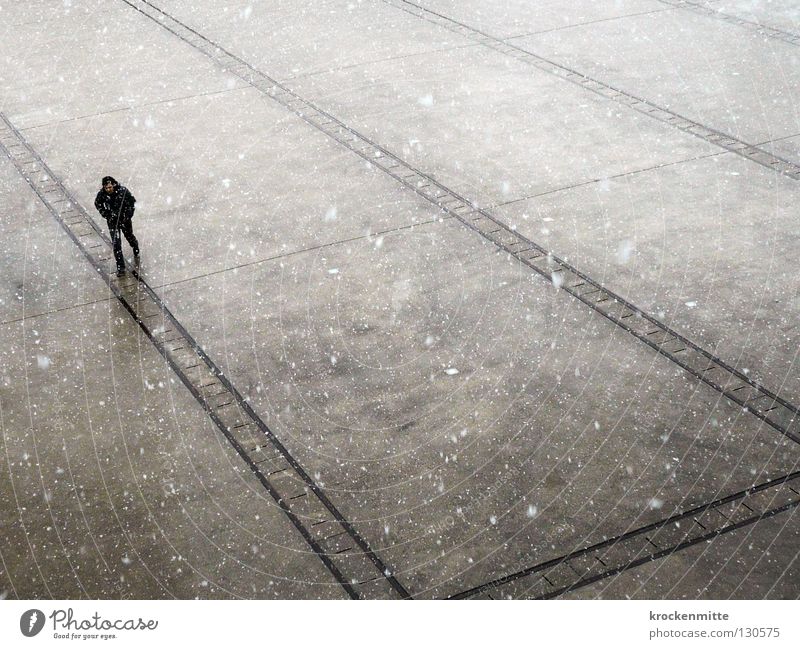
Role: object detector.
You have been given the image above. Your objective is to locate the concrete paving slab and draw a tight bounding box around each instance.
[0,133,348,597]
[287,44,718,206]
[159,214,800,598]
[159,0,476,81]
[559,505,800,599]
[0,298,344,599]
[20,86,441,286]
[0,0,240,130]
[3,0,799,601]
[0,1,95,29]
[513,9,800,147]
[761,133,800,161]
[493,153,800,401]
[413,0,668,39]
[0,157,110,324]
[699,0,800,36]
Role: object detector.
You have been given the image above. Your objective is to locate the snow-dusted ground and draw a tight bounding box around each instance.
[1,0,799,599]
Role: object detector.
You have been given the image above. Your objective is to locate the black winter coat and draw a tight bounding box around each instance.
[94,185,136,227]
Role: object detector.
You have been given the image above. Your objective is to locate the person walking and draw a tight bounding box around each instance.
[94,176,139,275]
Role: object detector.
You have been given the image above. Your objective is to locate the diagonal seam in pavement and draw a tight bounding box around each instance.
[656,0,800,46]
[384,0,800,180]
[449,470,800,599]
[118,0,800,445]
[0,112,411,601]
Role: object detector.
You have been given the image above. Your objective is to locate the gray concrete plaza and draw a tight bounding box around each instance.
[1,0,799,599]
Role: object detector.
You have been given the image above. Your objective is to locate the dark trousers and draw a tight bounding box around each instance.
[109,219,139,270]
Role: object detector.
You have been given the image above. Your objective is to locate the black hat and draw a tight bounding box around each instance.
[102,176,118,187]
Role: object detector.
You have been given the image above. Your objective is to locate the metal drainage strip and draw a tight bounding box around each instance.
[0,115,409,601]
[452,471,800,599]
[122,0,799,445]
[382,0,800,180]
[658,0,800,47]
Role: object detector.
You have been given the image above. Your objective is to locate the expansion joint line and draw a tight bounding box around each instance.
[121,0,800,444]
[658,0,800,46]
[382,0,800,180]
[0,113,411,601]
[450,470,800,599]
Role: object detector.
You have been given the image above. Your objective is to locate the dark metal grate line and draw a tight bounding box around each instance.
[449,471,800,599]
[0,111,409,601]
[382,0,800,180]
[118,0,800,446]
[658,0,800,47]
